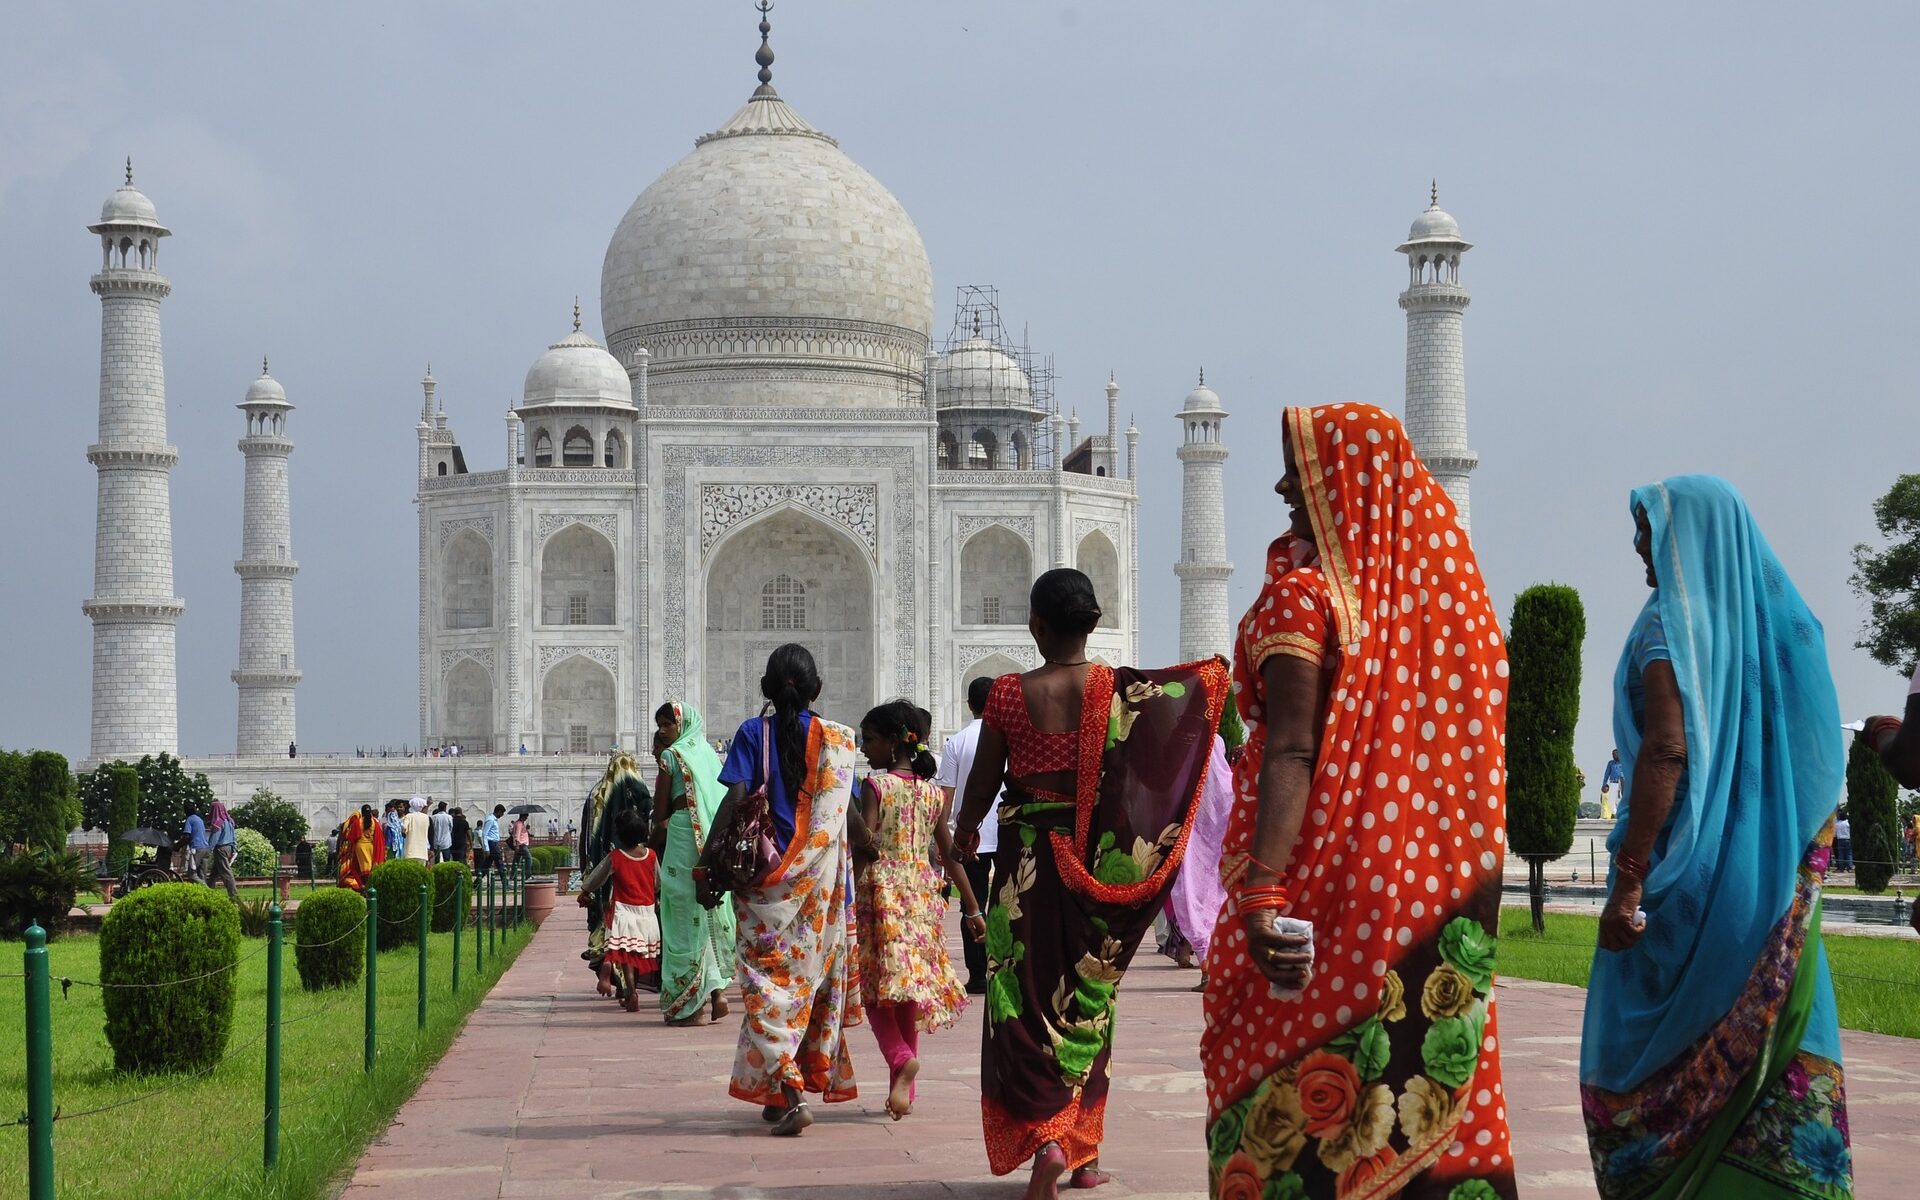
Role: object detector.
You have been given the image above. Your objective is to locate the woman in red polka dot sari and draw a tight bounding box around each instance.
[1201,403,1516,1200]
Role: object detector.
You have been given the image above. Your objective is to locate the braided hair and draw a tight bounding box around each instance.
[760,644,822,800]
[862,699,937,779]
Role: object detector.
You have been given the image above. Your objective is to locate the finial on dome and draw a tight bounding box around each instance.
[971,311,982,338]
[754,1,776,91]
[1198,367,1205,386]
[1430,178,1438,207]
[125,157,134,186]
[261,355,270,376]
[572,296,582,333]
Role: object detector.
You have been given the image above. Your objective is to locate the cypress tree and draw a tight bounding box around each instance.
[1506,584,1585,932]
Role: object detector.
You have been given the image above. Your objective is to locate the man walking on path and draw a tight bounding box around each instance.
[451,807,472,870]
[403,796,432,861]
[935,675,1001,994]
[206,801,239,900]
[481,805,505,874]
[1834,809,1853,873]
[183,804,209,885]
[430,801,453,864]
[1598,748,1624,820]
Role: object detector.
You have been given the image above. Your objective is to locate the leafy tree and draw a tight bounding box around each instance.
[2,751,80,853]
[1849,473,1920,673]
[134,753,213,834]
[1506,584,1585,932]
[232,787,309,853]
[105,765,140,873]
[1847,736,1900,894]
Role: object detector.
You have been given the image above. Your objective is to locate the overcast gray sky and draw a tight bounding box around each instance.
[2,2,1915,783]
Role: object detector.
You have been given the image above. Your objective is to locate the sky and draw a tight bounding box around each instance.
[1,1,1915,783]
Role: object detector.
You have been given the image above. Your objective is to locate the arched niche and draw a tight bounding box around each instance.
[604,429,626,468]
[562,426,594,467]
[442,531,493,629]
[938,430,958,470]
[1076,531,1120,629]
[542,655,615,754]
[969,429,998,470]
[959,525,1031,626]
[704,508,874,728]
[541,524,615,626]
[443,659,494,750]
[532,428,554,468]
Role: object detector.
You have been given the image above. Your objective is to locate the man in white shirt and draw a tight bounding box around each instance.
[937,676,1002,995]
[429,802,454,864]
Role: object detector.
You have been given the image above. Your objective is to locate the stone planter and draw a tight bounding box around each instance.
[555,865,575,894]
[276,874,292,903]
[95,876,117,905]
[526,878,559,927]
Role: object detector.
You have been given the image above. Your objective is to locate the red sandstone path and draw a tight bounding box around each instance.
[341,916,1918,1200]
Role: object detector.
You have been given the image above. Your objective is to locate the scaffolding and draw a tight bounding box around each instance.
[933,284,1058,470]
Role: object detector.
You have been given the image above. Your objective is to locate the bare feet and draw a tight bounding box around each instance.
[595,973,614,999]
[761,1104,785,1123]
[1025,1143,1068,1200]
[885,1058,920,1120]
[710,990,730,1020]
[1070,1164,1112,1189]
[667,1010,708,1027]
[622,990,640,1013]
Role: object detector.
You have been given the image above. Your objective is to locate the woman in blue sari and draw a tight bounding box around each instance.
[1581,476,1851,1200]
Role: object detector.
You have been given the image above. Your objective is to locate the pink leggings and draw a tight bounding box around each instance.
[869,1001,921,1095]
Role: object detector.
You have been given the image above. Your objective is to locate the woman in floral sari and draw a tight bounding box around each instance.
[955,567,1229,1198]
[1201,403,1515,1199]
[695,643,864,1137]
[652,701,737,1025]
[1580,476,1850,1199]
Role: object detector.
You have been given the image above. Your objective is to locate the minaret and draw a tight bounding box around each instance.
[1397,183,1478,532]
[84,162,184,759]
[232,360,300,754]
[1175,370,1233,661]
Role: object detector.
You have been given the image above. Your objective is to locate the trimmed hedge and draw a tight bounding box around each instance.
[1847,736,1901,894]
[100,883,239,1073]
[430,861,472,933]
[294,886,366,990]
[366,859,433,949]
[527,844,569,875]
[233,827,277,878]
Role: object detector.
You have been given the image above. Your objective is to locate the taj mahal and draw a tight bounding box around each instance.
[76,12,1480,827]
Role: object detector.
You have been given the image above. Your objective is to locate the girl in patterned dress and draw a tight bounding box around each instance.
[576,807,662,1012]
[854,700,986,1120]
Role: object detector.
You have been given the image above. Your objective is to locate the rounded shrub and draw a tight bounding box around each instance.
[294,887,366,991]
[233,827,277,878]
[528,844,569,875]
[99,883,239,1073]
[430,861,472,933]
[366,859,433,949]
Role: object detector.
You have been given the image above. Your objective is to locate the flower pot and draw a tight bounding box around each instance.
[556,865,575,894]
[526,879,558,927]
[276,874,292,902]
[96,876,117,905]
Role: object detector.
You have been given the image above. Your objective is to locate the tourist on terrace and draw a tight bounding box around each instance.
[651,701,734,1026]
[695,643,863,1138]
[954,568,1226,1196]
[1198,404,1515,1199]
[1581,476,1851,1198]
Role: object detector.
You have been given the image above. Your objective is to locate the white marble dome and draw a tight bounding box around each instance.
[599,86,934,406]
[1405,204,1462,243]
[522,328,633,408]
[1182,379,1223,412]
[98,183,162,228]
[244,368,288,407]
[933,336,1032,408]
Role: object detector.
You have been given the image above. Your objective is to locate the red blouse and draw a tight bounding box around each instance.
[982,672,1078,778]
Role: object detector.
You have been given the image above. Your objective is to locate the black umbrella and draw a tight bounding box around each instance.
[118,826,175,848]
[506,803,549,816]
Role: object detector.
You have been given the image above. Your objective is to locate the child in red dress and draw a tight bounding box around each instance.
[576,808,661,1011]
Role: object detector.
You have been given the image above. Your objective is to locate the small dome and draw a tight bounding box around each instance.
[244,371,287,406]
[1406,204,1461,242]
[522,328,633,408]
[99,183,161,227]
[932,337,1033,408]
[1183,381,1223,412]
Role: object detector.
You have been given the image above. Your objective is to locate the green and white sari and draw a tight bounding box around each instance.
[657,703,738,1022]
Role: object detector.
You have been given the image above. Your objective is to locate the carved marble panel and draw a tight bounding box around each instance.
[536,513,619,545]
[436,515,495,551]
[956,514,1035,548]
[700,483,878,557]
[536,644,620,680]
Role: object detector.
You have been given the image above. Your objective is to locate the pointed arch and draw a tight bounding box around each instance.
[960,525,1031,626]
[541,523,615,626]
[541,654,615,754]
[1076,531,1120,629]
[442,530,493,629]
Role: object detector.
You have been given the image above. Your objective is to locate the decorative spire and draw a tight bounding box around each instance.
[1430,178,1438,207]
[754,1,776,93]
[971,311,982,338]
[125,156,134,186]
[1198,367,1205,386]
[572,296,582,333]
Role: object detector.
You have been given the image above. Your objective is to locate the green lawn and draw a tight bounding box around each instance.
[0,913,534,1200]
[1497,907,1920,1039]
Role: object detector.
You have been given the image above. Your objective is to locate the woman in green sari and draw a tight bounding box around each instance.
[653,701,737,1026]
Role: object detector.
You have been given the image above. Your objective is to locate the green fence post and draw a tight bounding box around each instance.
[265,904,282,1170]
[364,887,379,1074]
[453,870,464,992]
[488,871,497,956]
[24,923,55,1200]
[416,883,429,1030]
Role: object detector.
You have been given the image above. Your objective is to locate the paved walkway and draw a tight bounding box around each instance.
[343,917,1919,1200]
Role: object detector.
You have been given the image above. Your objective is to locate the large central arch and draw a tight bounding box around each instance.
[704,507,875,730]
[541,655,615,754]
